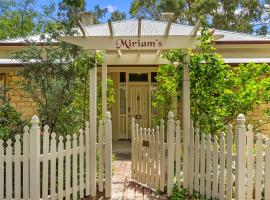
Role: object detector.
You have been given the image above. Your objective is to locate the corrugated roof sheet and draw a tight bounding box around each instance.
[0,19,269,44]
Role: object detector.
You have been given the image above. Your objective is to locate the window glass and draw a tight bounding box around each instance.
[120,85,126,114]
[151,72,157,82]
[129,73,148,82]
[120,72,126,82]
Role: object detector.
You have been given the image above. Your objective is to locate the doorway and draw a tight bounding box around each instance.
[119,72,157,140]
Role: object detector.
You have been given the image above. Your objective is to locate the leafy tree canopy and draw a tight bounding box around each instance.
[130,0,270,34]
[0,0,38,39]
[154,20,270,134]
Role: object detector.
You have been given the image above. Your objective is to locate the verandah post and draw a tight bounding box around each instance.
[183,51,190,189]
[89,66,97,196]
[167,111,175,197]
[235,114,246,200]
[29,115,40,200]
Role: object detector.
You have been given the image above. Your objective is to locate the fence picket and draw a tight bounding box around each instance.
[58,136,64,200]
[212,136,218,199]
[85,121,90,196]
[160,119,165,192]
[105,112,112,198]
[194,129,200,192]
[146,128,151,186]
[150,129,156,187]
[135,124,139,180]
[205,135,212,199]
[246,124,254,200]
[142,128,147,184]
[265,139,270,200]
[255,133,263,200]
[131,118,135,179]
[79,129,84,197]
[14,135,21,200]
[155,126,160,189]
[0,140,3,200]
[199,134,206,196]
[6,139,12,199]
[219,133,225,200]
[42,125,49,200]
[176,120,181,186]
[98,120,104,192]
[138,127,143,182]
[72,134,78,200]
[167,111,175,197]
[226,125,233,200]
[189,121,194,195]
[65,135,72,200]
[23,126,29,200]
[50,132,57,200]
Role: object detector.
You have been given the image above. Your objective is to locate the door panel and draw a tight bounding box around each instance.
[128,85,149,138]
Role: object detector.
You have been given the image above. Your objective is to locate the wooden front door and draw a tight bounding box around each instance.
[127,84,149,138]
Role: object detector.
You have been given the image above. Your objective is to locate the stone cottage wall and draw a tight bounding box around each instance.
[6,72,37,120]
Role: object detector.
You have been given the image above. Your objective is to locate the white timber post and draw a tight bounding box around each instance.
[29,115,40,200]
[235,114,246,200]
[167,111,175,197]
[183,51,190,189]
[89,65,97,196]
[105,111,112,198]
[102,53,108,116]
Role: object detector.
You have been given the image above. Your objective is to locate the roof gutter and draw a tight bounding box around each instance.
[0,42,60,47]
[216,40,270,45]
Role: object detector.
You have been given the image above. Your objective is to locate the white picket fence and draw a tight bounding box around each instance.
[0,113,112,200]
[131,112,270,199]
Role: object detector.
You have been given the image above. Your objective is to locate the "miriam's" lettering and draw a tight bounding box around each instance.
[116,39,163,49]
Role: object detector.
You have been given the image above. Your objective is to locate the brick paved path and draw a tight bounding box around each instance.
[86,143,167,200]
[110,153,166,200]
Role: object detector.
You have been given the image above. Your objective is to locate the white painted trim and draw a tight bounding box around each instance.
[59,35,222,50]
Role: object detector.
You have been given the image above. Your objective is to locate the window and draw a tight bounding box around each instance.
[120,85,126,114]
[120,72,126,82]
[129,73,148,82]
[151,72,157,82]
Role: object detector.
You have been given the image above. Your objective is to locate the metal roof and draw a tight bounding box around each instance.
[84,19,270,42]
[0,19,269,45]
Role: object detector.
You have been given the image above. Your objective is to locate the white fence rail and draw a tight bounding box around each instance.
[131,112,270,199]
[0,113,112,200]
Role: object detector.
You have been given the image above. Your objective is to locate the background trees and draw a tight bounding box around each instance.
[130,0,270,35]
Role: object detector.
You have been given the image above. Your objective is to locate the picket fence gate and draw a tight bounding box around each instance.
[0,112,112,200]
[131,112,270,200]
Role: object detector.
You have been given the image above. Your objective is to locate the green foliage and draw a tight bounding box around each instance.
[0,88,27,140]
[156,20,270,134]
[153,64,177,120]
[97,79,116,119]
[129,0,269,34]
[110,10,127,21]
[14,34,100,134]
[0,0,38,39]
[172,184,214,200]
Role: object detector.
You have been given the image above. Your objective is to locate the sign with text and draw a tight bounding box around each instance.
[116,39,163,49]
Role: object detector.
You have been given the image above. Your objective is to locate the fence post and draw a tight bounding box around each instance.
[105,111,112,198]
[29,115,40,200]
[235,114,246,200]
[131,118,135,179]
[167,111,175,197]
